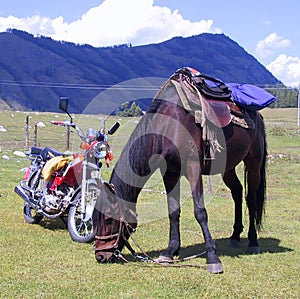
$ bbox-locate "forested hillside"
[0,29,282,113]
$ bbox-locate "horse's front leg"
[188,165,223,273]
[156,172,181,262]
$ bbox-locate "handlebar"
[50,120,119,142]
[51,120,85,140]
[51,120,75,127]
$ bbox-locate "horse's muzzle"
[95,251,118,263]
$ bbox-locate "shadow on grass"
[118,237,293,263]
[215,237,293,256]
[36,220,293,262]
[39,216,68,231]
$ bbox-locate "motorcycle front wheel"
[23,203,43,224]
[67,184,99,243]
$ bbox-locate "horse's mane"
[109,99,165,203]
[108,79,194,203]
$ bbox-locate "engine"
[38,186,75,216]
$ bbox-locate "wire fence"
[24,114,71,151]
[0,84,299,156]
[0,111,99,153]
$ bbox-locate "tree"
[115,101,142,117]
[266,84,298,108]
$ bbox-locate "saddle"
[177,67,231,100]
[153,67,256,161]
[173,67,247,128]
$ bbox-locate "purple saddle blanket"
[226,83,276,110]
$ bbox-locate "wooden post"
[66,126,70,150]
[297,84,300,126]
[207,176,212,193]
[34,122,38,146]
[25,114,29,151]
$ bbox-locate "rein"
[113,219,208,269]
[94,184,208,269]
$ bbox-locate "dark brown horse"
[92,70,267,273]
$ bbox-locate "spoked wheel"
[23,203,43,224]
[67,184,99,243]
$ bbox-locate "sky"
[0,0,299,87]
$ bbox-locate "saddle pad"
[227,83,276,110]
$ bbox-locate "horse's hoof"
[155,255,173,264]
[228,239,240,248]
[247,246,261,254]
[207,263,223,274]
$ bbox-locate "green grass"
[0,108,299,298]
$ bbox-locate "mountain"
[0,29,280,114]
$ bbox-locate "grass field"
[0,108,299,298]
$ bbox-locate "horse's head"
[92,182,137,263]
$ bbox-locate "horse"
[92,68,267,273]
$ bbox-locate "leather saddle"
[175,67,244,128]
[202,100,244,127]
[177,67,232,100]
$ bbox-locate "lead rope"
[114,248,208,269]
[115,221,208,269]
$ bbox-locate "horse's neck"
[110,114,163,204]
[109,172,141,210]
[109,97,184,205]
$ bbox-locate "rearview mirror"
[108,122,120,135]
[59,97,69,112]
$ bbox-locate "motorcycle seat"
[30,146,43,156]
[41,147,69,161]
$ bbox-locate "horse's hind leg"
[244,161,262,254]
[156,172,181,262]
[243,113,267,254]
[222,168,244,247]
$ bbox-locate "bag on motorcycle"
[42,156,73,182]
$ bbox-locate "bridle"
[94,207,208,268]
[93,184,138,262]
[93,183,208,268]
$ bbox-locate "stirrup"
[204,157,215,161]
[204,142,216,160]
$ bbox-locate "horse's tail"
[245,113,267,230]
[256,121,267,230]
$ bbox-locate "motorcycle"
[14,97,120,243]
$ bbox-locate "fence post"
[66,126,70,150]
[34,122,38,146]
[25,114,29,151]
[297,84,300,126]
[207,176,212,193]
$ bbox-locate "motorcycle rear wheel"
[23,203,43,224]
[67,184,99,243]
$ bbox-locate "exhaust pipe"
[14,185,37,209]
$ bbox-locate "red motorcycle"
[14,97,119,243]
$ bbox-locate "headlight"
[93,142,108,159]
[86,128,97,142]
